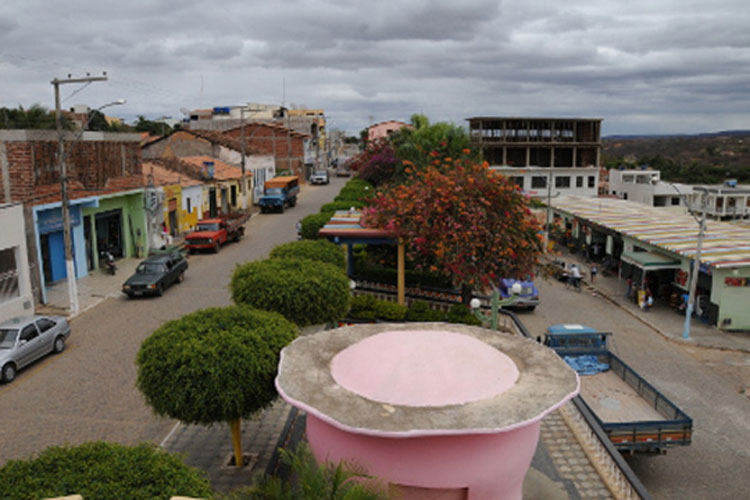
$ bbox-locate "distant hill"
[604,130,750,140]
[602,132,750,176]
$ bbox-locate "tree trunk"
[461,283,473,306]
[230,418,243,467]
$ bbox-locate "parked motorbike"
[102,249,117,275]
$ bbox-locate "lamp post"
[52,73,124,315]
[239,107,247,210]
[470,282,523,330]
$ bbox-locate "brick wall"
[224,124,306,177]
[0,131,142,204]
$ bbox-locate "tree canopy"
[363,155,542,299]
[0,104,73,130]
[136,305,298,425]
[0,441,212,500]
[390,114,478,172]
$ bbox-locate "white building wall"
[0,204,34,321]
[608,169,691,207]
[495,166,599,199]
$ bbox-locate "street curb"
[588,282,750,354]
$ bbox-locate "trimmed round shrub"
[231,258,351,326]
[406,300,446,322]
[320,200,366,213]
[0,441,212,500]
[270,239,345,269]
[137,306,298,425]
[300,212,332,239]
[348,294,379,320]
[334,178,374,202]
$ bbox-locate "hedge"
[0,441,213,500]
[320,200,366,213]
[334,179,374,202]
[270,239,345,269]
[136,306,298,425]
[406,300,447,322]
[299,212,332,239]
[231,258,351,326]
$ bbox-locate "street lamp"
[54,90,126,315]
[470,282,523,330]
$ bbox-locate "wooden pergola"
[318,210,406,305]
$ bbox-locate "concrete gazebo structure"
[276,322,579,499]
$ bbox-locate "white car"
[0,315,71,383]
[310,170,330,185]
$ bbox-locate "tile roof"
[552,195,750,269]
[30,176,144,206]
[180,156,243,181]
[142,162,202,188]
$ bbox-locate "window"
[0,247,19,304]
[588,176,596,188]
[531,176,547,189]
[36,318,56,333]
[511,176,524,188]
[671,197,681,206]
[20,324,38,342]
[555,176,570,188]
[230,185,237,207]
[576,176,583,188]
[186,197,192,214]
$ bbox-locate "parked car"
[499,278,540,311]
[0,315,71,383]
[310,169,330,185]
[122,252,188,298]
[184,212,249,253]
[335,166,351,177]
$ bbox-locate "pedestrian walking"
[591,264,598,283]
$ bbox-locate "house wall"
[712,268,750,330]
[496,167,599,199]
[368,121,409,141]
[181,185,202,231]
[82,191,147,269]
[223,125,306,179]
[0,203,34,321]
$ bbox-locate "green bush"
[406,300,446,322]
[320,200,366,213]
[231,258,351,326]
[354,261,455,290]
[445,303,482,326]
[0,441,212,500]
[348,294,379,319]
[374,300,408,321]
[300,212,332,239]
[137,306,298,425]
[270,239,345,269]
[335,179,374,202]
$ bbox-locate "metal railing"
[0,269,20,303]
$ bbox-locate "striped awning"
[552,196,750,269]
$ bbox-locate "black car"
[122,252,188,298]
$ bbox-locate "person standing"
[591,263,598,283]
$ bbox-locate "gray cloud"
[1,0,749,135]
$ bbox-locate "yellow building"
[181,156,248,216]
[142,162,203,235]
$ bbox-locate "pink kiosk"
[276,322,579,499]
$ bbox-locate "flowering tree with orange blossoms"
[362,155,543,302]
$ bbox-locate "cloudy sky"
[1,0,749,135]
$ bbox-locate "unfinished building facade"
[467,117,603,198]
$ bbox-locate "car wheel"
[212,242,220,253]
[2,363,16,383]
[155,284,164,296]
[177,272,184,284]
[53,336,66,353]
[527,305,537,312]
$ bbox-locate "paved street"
[521,273,750,500]
[0,176,347,465]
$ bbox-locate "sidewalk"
[559,253,750,353]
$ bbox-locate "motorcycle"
[102,249,117,275]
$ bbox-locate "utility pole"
[240,107,247,210]
[52,73,108,316]
[683,188,707,340]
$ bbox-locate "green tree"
[86,109,111,131]
[0,441,212,500]
[390,114,478,174]
[231,258,351,326]
[0,104,73,130]
[136,306,298,467]
[135,115,171,136]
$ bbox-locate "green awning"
[621,250,682,271]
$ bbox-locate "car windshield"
[137,263,165,274]
[196,223,220,231]
[266,187,283,195]
[0,328,19,349]
[313,171,327,176]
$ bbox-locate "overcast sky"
[2,0,749,135]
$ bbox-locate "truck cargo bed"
[580,370,664,423]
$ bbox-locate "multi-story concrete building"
[467,117,603,198]
[608,168,692,207]
[687,181,750,220]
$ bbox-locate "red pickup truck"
[184,212,249,253]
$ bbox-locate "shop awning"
[621,250,682,271]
